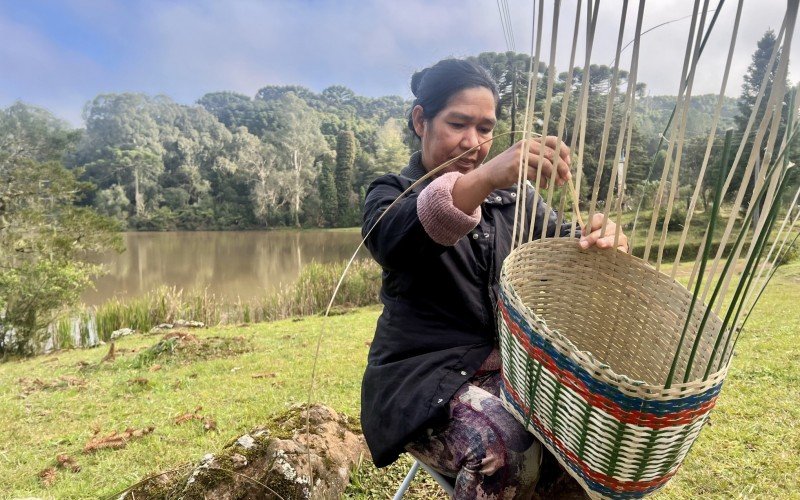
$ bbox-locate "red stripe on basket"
[501,307,718,429]
[503,381,679,493]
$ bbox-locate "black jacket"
[360,152,576,467]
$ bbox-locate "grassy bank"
[1,261,798,498]
[49,258,381,350]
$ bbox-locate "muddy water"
[81,230,367,306]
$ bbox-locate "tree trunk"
[134,166,143,217]
[293,150,301,227]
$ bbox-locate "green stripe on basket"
[525,360,544,429]
[503,324,516,391]
[549,379,563,444]
[655,421,696,478]
[575,398,593,460]
[605,417,627,478]
[633,427,659,482]
[524,358,534,427]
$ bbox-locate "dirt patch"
[56,453,82,473]
[18,375,87,397]
[133,332,252,367]
[83,426,155,453]
[39,467,57,487]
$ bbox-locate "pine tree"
[334,130,356,225]
[317,153,338,227]
[732,30,792,199]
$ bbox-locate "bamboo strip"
[567,0,600,238]
[642,0,702,263]
[699,17,789,300]
[528,0,563,243]
[630,0,726,257]
[549,0,584,241]
[602,0,645,252]
[712,28,795,312]
[512,0,545,249]
[671,0,744,277]
[585,0,629,236]
[656,0,711,271]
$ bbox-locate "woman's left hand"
[579,213,628,252]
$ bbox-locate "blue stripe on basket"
[499,289,723,417]
[502,385,664,499]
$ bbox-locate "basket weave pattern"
[497,239,733,499]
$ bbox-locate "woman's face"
[413,87,497,174]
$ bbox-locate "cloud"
[0,0,798,126]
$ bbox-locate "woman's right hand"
[481,137,573,190]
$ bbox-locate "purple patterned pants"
[406,369,542,499]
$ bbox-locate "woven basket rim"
[500,239,731,397]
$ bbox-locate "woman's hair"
[408,58,500,138]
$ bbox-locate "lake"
[81,230,367,307]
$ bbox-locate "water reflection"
[82,230,367,306]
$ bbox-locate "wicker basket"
[497,238,734,499]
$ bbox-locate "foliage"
[731,30,796,200]
[0,157,122,357]
[317,153,338,227]
[57,258,382,349]
[335,130,357,225]
[7,48,792,231]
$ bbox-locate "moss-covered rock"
[123,404,366,499]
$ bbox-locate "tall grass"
[51,259,382,350]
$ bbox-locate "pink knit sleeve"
[416,172,481,246]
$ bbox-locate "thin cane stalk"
[664,129,731,389]
[712,168,793,374]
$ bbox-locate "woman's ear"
[411,105,426,138]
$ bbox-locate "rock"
[110,328,136,340]
[174,320,205,328]
[235,434,256,449]
[124,404,366,499]
[149,323,174,334]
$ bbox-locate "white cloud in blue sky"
[1,0,797,126]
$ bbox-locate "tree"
[0,102,80,164]
[0,157,122,356]
[228,128,286,225]
[374,118,410,175]
[197,91,274,138]
[267,93,330,227]
[732,30,793,199]
[334,130,357,225]
[316,152,338,227]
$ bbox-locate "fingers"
[542,135,572,165]
[579,214,629,252]
[525,156,555,189]
[525,137,572,187]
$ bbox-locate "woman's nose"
[461,128,480,149]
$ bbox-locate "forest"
[6,48,783,234]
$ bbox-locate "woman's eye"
[449,122,465,129]
[479,128,493,135]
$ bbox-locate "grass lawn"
[1,261,798,499]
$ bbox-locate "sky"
[0,0,797,126]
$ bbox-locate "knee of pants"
[460,416,542,481]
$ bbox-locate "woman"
[361,59,627,499]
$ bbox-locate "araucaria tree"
[733,30,795,198]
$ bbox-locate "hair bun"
[410,68,429,97]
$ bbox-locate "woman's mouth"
[453,158,476,171]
